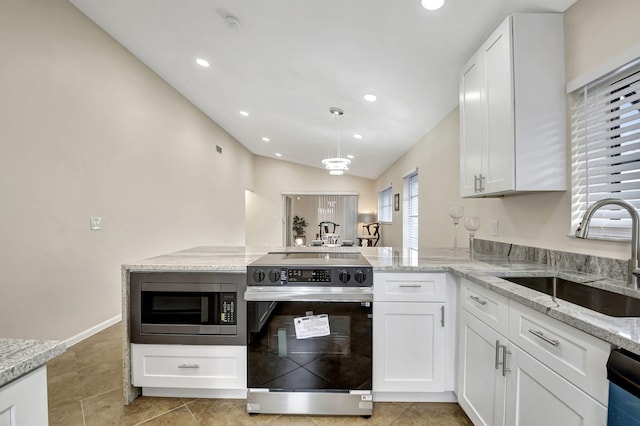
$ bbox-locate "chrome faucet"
[575,198,640,289]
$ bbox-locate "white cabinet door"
[0,367,48,426]
[460,51,485,197]
[505,345,607,426]
[131,344,247,390]
[458,13,565,198]
[483,17,515,194]
[373,302,445,393]
[457,309,507,426]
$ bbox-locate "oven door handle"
[244,287,373,302]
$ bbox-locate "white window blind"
[378,186,392,223]
[403,172,418,249]
[572,61,640,240]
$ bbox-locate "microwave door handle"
[201,297,208,323]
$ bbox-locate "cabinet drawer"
[508,303,609,405]
[374,273,446,302]
[131,344,246,390]
[459,278,509,336]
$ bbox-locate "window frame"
[378,186,393,224]
[403,171,419,250]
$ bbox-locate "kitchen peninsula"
[121,244,640,414]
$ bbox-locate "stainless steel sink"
[500,276,640,317]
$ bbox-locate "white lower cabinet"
[374,302,445,393]
[506,344,607,426]
[457,278,608,426]
[131,344,246,398]
[457,309,507,426]
[0,367,48,426]
[373,273,455,401]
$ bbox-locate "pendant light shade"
[321,107,351,175]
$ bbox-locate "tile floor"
[46,323,473,425]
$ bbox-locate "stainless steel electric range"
[245,251,373,417]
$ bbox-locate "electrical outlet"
[90,217,102,231]
[491,220,499,236]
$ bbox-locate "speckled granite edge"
[0,339,66,387]
[450,268,640,355]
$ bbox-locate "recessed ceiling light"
[275,153,282,157]
[195,58,210,67]
[262,137,270,142]
[421,0,445,10]
[239,111,249,117]
[353,134,363,140]
[363,94,377,102]
[347,154,354,159]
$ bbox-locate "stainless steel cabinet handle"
[494,340,501,370]
[470,295,487,306]
[178,364,200,369]
[441,305,445,327]
[480,174,486,192]
[398,283,422,288]
[528,329,560,346]
[474,175,480,193]
[501,345,511,376]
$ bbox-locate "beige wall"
[246,156,376,247]
[375,0,640,259]
[0,0,255,340]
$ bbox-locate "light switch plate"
[491,220,499,236]
[90,217,102,230]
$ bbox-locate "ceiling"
[68,0,577,179]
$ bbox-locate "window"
[572,61,640,240]
[378,186,392,223]
[403,172,418,249]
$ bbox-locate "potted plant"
[292,215,308,236]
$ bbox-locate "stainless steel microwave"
[130,272,246,345]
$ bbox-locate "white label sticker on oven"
[294,314,330,339]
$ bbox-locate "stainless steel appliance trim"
[246,389,373,416]
[140,324,239,335]
[140,282,225,292]
[244,286,373,302]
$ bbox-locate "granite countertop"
[0,338,66,387]
[122,245,640,356]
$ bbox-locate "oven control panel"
[248,266,373,287]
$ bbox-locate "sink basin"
[501,276,640,317]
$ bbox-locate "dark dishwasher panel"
[607,349,640,426]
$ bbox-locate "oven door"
[245,287,372,392]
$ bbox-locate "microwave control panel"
[220,293,236,324]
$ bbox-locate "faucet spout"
[575,198,640,289]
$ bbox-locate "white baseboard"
[65,314,122,348]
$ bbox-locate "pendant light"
[321,107,351,176]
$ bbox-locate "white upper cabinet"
[460,14,567,197]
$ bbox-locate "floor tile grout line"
[183,402,200,425]
[79,386,121,403]
[80,399,87,426]
[133,403,188,425]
